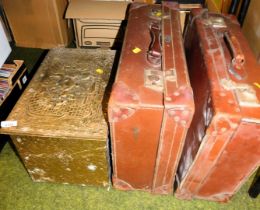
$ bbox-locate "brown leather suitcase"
[176,9,260,202]
[108,2,194,194]
[0,48,115,186]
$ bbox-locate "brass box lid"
[1,48,115,139]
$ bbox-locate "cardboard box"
[2,0,72,49]
[179,4,202,33]
[66,0,129,48]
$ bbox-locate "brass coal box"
[0,48,115,187]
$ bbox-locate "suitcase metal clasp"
[144,69,163,92]
[205,16,227,28]
[221,79,260,107]
[165,69,176,82]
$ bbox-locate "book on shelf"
[0,60,27,103]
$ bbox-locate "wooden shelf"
[0,60,28,121]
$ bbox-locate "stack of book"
[0,60,27,104]
[0,67,10,101]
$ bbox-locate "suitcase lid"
[109,3,194,114]
[0,48,115,139]
[192,9,260,122]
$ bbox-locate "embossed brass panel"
[11,135,109,186]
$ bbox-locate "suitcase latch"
[204,17,227,28]
[144,69,164,92]
[221,79,260,107]
[165,69,176,82]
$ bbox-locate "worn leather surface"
[109,3,194,194]
[176,9,260,202]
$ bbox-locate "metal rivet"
[132,95,139,101]
[174,92,180,96]
[113,107,120,113]
[231,123,239,129]
[212,131,218,136]
[121,114,128,120]
[166,97,172,101]
[181,120,187,126]
[221,127,227,133]
[182,110,189,116]
[174,116,180,122]
[169,110,176,116]
[113,117,118,122]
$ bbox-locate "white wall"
[0,20,11,67]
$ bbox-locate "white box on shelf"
[0,21,11,67]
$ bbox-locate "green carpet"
[0,142,259,210]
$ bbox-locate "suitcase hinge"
[204,16,227,28]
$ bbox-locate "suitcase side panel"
[177,9,260,202]
[176,9,242,200]
[177,19,213,186]
[11,135,109,186]
[110,108,163,191]
[151,3,194,195]
[108,3,164,191]
[152,109,191,194]
[196,122,260,202]
[176,114,240,200]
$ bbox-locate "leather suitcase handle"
[147,22,162,67]
[224,32,245,66]
[224,31,247,80]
